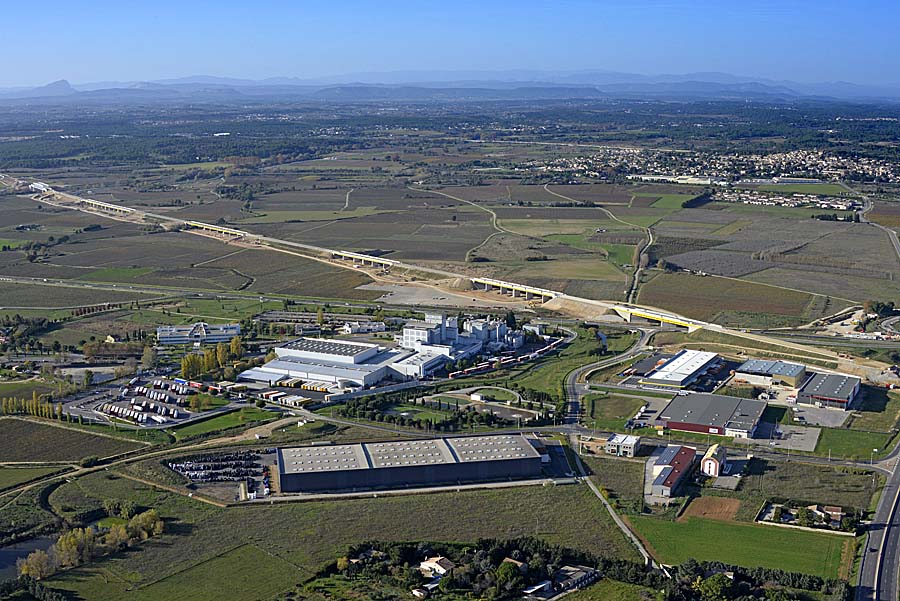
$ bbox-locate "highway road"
[851,185,900,263]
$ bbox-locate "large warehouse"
[639,350,720,388]
[276,434,544,493]
[797,373,861,409]
[657,393,766,438]
[733,359,807,387]
[238,337,412,388]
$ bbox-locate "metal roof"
[658,393,766,432]
[281,337,377,357]
[642,350,718,384]
[736,359,805,378]
[278,434,540,475]
[799,372,860,402]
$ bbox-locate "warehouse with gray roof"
[797,373,861,409]
[276,434,544,493]
[656,393,766,438]
[734,359,807,387]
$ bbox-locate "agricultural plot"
[628,515,848,578]
[0,282,151,308]
[48,484,640,601]
[744,267,900,304]
[638,272,827,326]
[0,466,60,490]
[247,206,492,261]
[0,379,59,400]
[868,201,900,228]
[197,248,380,300]
[540,183,635,205]
[0,419,144,462]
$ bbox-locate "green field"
[584,393,644,431]
[0,418,145,462]
[170,407,276,440]
[47,483,640,600]
[0,379,58,400]
[629,516,848,577]
[0,465,60,489]
[52,544,303,601]
[566,579,658,601]
[814,427,894,460]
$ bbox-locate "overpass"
[471,277,559,302]
[78,198,135,215]
[184,220,250,238]
[330,250,398,268]
[610,305,705,332]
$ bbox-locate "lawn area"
[170,407,275,440]
[385,402,451,422]
[0,466,61,490]
[0,418,145,462]
[583,393,644,431]
[515,327,635,397]
[472,387,517,402]
[0,379,58,400]
[628,515,848,578]
[849,387,900,433]
[566,579,658,601]
[47,483,640,600]
[588,385,673,399]
[814,427,894,460]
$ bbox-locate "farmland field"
[47,483,640,600]
[638,272,833,326]
[0,466,61,489]
[0,419,144,462]
[629,515,848,577]
[0,379,58,400]
[0,282,152,307]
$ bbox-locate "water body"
[0,537,54,580]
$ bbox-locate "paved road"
[563,328,655,424]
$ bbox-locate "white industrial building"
[239,314,531,391]
[638,349,720,388]
[341,321,386,334]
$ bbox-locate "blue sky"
[2,0,898,87]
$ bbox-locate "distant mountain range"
[2,70,900,104]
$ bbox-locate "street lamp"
[871,448,879,465]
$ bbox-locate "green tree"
[140,346,158,370]
[82,369,94,388]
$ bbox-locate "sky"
[2,0,898,87]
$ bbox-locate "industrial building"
[275,434,544,493]
[639,349,720,388]
[605,434,641,457]
[657,393,766,438]
[156,322,241,346]
[650,445,696,498]
[239,314,531,391]
[733,359,807,387]
[797,372,861,409]
[238,337,413,388]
